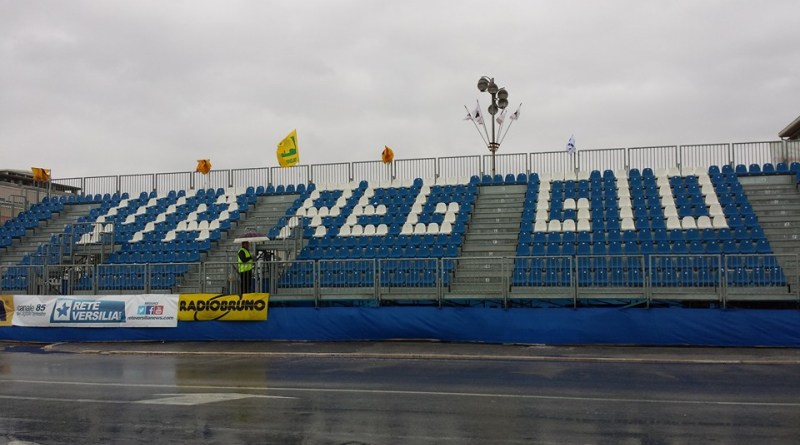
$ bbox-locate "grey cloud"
[1,0,799,179]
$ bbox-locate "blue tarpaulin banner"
[1,307,799,347]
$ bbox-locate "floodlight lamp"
[477,77,490,92]
[497,88,508,100]
[488,103,498,116]
[487,82,499,95]
[498,98,508,109]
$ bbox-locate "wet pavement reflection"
[1,342,799,444]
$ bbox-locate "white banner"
[12,295,179,328]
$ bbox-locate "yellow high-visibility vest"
[238,247,254,273]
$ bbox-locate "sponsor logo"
[50,299,126,323]
[137,303,164,316]
[15,303,47,317]
[180,294,267,321]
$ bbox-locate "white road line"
[135,393,295,405]
[70,349,800,365]
[0,392,295,405]
[1,378,798,407]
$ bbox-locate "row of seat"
[512,264,785,287]
[517,238,772,256]
[520,227,766,244]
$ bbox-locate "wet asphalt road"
[1,342,799,444]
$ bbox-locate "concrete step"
[468,226,522,234]
[455,250,515,258]
[470,213,522,221]
[469,217,520,230]
[473,202,524,210]
[472,205,523,214]
[479,184,527,194]
[741,187,796,195]
[763,231,800,241]
[747,200,800,209]
[470,215,523,225]
[450,276,507,286]
[759,221,800,229]
[757,216,800,224]
[465,233,519,241]
[739,175,795,186]
[743,183,797,191]
[475,193,525,201]
[772,247,800,256]
[454,264,509,274]
[753,203,800,216]
[462,243,517,251]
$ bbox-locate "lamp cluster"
[477,76,509,116]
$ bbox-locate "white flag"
[463,100,484,125]
[566,134,577,154]
[495,107,507,126]
[472,99,484,125]
[509,103,522,121]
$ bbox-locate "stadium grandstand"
[2,141,800,346]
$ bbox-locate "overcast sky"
[1,0,799,179]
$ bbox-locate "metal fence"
[629,146,678,172]
[484,153,528,178]
[4,253,796,307]
[50,140,797,198]
[395,158,437,182]
[310,163,350,186]
[577,148,626,173]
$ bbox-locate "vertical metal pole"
[502,257,508,309]
[721,255,727,309]
[313,260,320,308]
[373,259,379,305]
[491,99,496,178]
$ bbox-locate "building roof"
[0,169,81,193]
[779,114,800,140]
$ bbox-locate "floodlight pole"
[477,76,509,177]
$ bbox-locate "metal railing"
[51,140,799,197]
[4,253,795,307]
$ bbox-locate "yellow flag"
[381,146,394,164]
[31,167,51,182]
[276,129,299,167]
[196,159,212,175]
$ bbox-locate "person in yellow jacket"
[237,241,254,295]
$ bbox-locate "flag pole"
[498,103,522,145]
[464,105,489,146]
[478,105,491,143]
[498,119,515,145]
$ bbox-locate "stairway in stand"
[176,194,298,294]
[447,184,526,298]
[740,174,800,298]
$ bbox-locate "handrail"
[52,140,798,197]
[3,254,796,306]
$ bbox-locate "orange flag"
[381,146,394,164]
[31,167,51,182]
[196,159,212,175]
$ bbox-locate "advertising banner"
[12,295,178,328]
[179,293,269,321]
[0,296,12,327]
